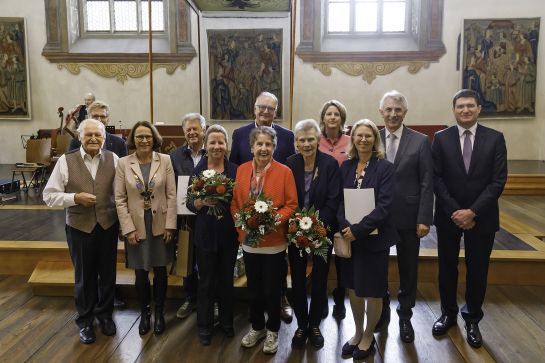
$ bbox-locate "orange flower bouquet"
[234,193,281,247]
[287,207,331,262]
[186,169,235,219]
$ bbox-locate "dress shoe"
[291,327,307,348]
[341,341,358,357]
[198,329,212,346]
[374,307,390,332]
[432,314,457,336]
[332,304,346,320]
[139,306,152,335]
[98,317,117,336]
[79,326,96,344]
[352,338,375,360]
[176,299,197,319]
[399,319,414,343]
[309,326,324,348]
[154,306,166,335]
[465,322,482,348]
[280,296,293,324]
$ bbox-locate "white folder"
[177,176,195,215]
[344,188,378,235]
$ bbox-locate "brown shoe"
[280,296,293,324]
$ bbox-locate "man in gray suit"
[377,90,434,343]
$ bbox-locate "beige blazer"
[115,151,177,238]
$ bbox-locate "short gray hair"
[87,100,109,115]
[205,124,229,145]
[249,126,277,150]
[294,119,321,139]
[77,118,106,141]
[379,90,408,111]
[255,91,278,106]
[181,113,206,130]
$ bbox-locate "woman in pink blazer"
[115,121,177,336]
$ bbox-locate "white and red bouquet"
[186,169,235,219]
[234,193,281,248]
[287,207,331,262]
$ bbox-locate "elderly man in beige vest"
[43,119,119,345]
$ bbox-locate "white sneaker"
[262,330,278,354]
[241,328,267,348]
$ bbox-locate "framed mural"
[462,18,539,118]
[207,28,283,121]
[0,17,31,119]
[194,0,290,12]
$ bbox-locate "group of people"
[43,88,507,360]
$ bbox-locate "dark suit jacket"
[432,124,507,234]
[169,145,206,181]
[286,150,341,233]
[337,157,399,252]
[69,132,128,158]
[186,157,238,251]
[380,126,434,229]
[229,122,295,165]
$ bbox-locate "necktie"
[463,130,472,172]
[387,134,397,162]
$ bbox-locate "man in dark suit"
[169,113,206,320]
[69,101,128,158]
[229,91,295,165]
[431,89,507,348]
[229,91,296,323]
[377,91,434,343]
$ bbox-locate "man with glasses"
[69,100,128,310]
[229,92,296,324]
[69,101,128,158]
[229,92,295,165]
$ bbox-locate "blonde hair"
[347,119,385,160]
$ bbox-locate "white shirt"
[189,145,204,167]
[385,125,404,158]
[42,147,119,208]
[457,123,477,152]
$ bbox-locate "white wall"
[1,0,544,163]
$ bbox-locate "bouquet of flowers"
[287,207,331,262]
[234,193,281,248]
[186,169,236,219]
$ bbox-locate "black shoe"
[465,322,482,348]
[198,329,212,346]
[280,296,293,324]
[432,314,457,336]
[113,296,126,310]
[220,325,235,337]
[291,327,307,348]
[79,326,96,344]
[154,306,166,335]
[352,338,375,360]
[399,319,414,343]
[309,326,324,348]
[332,304,346,320]
[341,341,357,357]
[374,308,390,332]
[322,304,329,319]
[97,317,117,336]
[139,306,152,336]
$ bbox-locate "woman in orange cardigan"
[231,126,298,355]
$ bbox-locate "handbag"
[333,232,351,258]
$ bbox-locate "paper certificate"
[177,176,195,215]
[344,188,378,235]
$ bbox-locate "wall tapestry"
[0,17,30,119]
[194,0,290,12]
[208,29,282,120]
[462,18,539,118]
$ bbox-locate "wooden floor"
[0,275,543,363]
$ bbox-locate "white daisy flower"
[202,169,216,179]
[254,201,268,213]
[299,216,313,231]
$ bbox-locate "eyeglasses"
[135,135,153,141]
[255,104,277,113]
[91,114,108,120]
